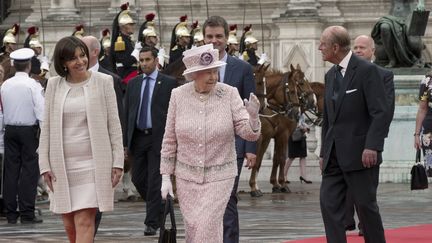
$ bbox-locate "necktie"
[138,77,150,130]
[332,65,343,101]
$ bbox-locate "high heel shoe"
[300,176,312,184]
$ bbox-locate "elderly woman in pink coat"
[160,44,261,242]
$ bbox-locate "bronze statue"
[371,0,426,68]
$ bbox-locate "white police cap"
[10,48,35,62]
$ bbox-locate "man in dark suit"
[318,26,388,243]
[124,46,176,236]
[203,16,257,243]
[82,35,126,236]
[344,35,395,236]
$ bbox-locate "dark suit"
[320,54,388,243]
[222,54,256,243]
[124,72,176,229]
[93,66,125,235]
[344,67,394,230]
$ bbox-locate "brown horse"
[249,64,307,197]
[161,58,187,86]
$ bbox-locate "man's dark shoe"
[21,216,43,224]
[144,225,157,236]
[7,219,17,224]
[345,224,356,231]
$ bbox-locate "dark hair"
[53,36,90,77]
[139,46,158,58]
[203,16,229,38]
[14,60,31,72]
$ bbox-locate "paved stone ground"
[0,182,431,243]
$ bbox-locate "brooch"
[215,87,225,98]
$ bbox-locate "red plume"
[120,2,129,11]
[12,23,20,35]
[229,24,237,31]
[102,28,110,37]
[179,15,187,22]
[75,24,84,31]
[243,24,251,33]
[27,26,38,35]
[191,20,198,30]
[145,13,155,21]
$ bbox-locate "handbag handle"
[160,195,176,231]
[416,149,422,163]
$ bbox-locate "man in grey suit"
[344,35,395,236]
[318,26,388,243]
[203,16,256,243]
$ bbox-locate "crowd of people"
[2,2,430,243]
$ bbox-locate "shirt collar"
[338,51,352,71]
[89,62,100,72]
[143,69,158,81]
[15,72,29,78]
[221,52,228,62]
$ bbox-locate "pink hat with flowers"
[182,44,226,76]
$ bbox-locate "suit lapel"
[333,55,357,119]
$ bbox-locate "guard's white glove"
[131,42,142,62]
[39,56,50,71]
[161,174,174,200]
[258,53,268,65]
[157,48,166,67]
[244,93,261,131]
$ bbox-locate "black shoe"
[144,225,157,236]
[345,224,356,231]
[7,219,17,224]
[21,216,43,224]
[299,176,312,184]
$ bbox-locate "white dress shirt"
[1,72,44,126]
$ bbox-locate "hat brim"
[182,61,226,76]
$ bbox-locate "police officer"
[99,29,116,74]
[111,2,138,83]
[1,48,44,224]
[24,26,49,88]
[191,21,205,48]
[227,24,240,57]
[241,26,260,66]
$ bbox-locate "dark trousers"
[130,129,163,228]
[223,158,244,243]
[3,125,39,221]
[344,190,359,229]
[94,210,102,236]
[320,147,385,243]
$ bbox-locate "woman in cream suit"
[39,36,123,243]
[160,44,261,242]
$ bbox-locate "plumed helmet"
[118,2,135,25]
[2,23,20,45]
[227,24,238,45]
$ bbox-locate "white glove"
[157,48,166,67]
[161,174,174,200]
[244,93,260,120]
[131,42,142,62]
[258,53,268,65]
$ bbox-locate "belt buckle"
[144,129,149,135]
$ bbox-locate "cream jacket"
[39,71,124,213]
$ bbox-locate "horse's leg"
[249,135,271,197]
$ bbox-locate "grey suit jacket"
[320,54,389,172]
[223,55,257,158]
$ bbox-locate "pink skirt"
[176,177,235,243]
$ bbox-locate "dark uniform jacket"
[112,33,137,79]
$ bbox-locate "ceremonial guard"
[1,48,44,224]
[72,24,85,39]
[24,26,49,88]
[99,29,116,74]
[241,26,260,66]
[111,2,138,84]
[227,24,240,57]
[190,20,205,47]
[168,15,191,64]
[0,23,19,80]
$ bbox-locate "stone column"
[46,0,80,21]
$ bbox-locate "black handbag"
[410,149,429,190]
[159,195,177,243]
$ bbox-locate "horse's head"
[289,64,316,112]
[253,64,270,111]
[283,71,301,121]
